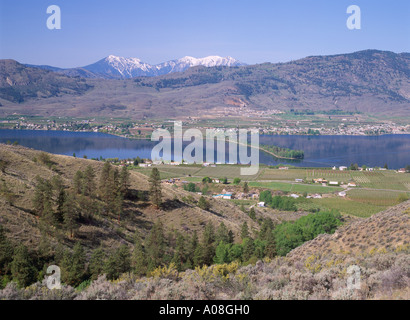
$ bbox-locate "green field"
[347,189,410,206]
[296,198,389,218]
[248,181,343,194]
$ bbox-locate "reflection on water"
[0,130,409,169]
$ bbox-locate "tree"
[185,182,197,192]
[215,222,231,244]
[249,207,256,220]
[242,238,255,262]
[149,168,162,208]
[99,162,112,201]
[116,245,131,275]
[186,231,199,267]
[132,232,147,276]
[73,170,84,195]
[63,193,79,238]
[146,221,165,270]
[214,241,230,264]
[32,176,53,219]
[202,177,212,184]
[265,230,277,259]
[240,221,250,241]
[243,182,249,194]
[54,187,66,224]
[233,178,241,185]
[119,165,130,196]
[228,244,242,262]
[201,223,215,265]
[62,242,87,287]
[0,225,13,275]
[83,165,96,197]
[198,196,210,211]
[274,211,342,256]
[10,245,36,288]
[0,180,15,205]
[88,247,106,280]
[384,163,388,169]
[193,244,204,267]
[171,232,186,271]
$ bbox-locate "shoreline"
[1,127,409,138]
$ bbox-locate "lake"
[0,130,409,169]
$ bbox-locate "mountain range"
[0,50,409,118]
[27,55,245,79]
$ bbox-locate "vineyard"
[347,189,410,206]
[258,168,307,181]
[351,171,410,191]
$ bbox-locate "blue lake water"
[0,130,409,169]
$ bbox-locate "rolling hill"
[0,50,409,118]
[0,144,258,254]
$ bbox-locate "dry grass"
[0,144,258,253]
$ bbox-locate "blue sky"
[0,0,409,68]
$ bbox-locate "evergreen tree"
[146,221,165,270]
[65,242,87,287]
[132,232,147,276]
[117,245,131,275]
[249,207,256,220]
[113,190,124,222]
[242,238,255,262]
[240,221,250,241]
[10,245,36,288]
[73,170,84,195]
[149,168,162,208]
[227,230,235,244]
[104,253,119,280]
[215,222,230,244]
[32,176,53,219]
[54,188,66,224]
[88,248,106,280]
[171,232,186,271]
[63,193,79,238]
[99,162,112,201]
[214,241,230,264]
[193,243,204,267]
[186,231,199,268]
[0,225,13,275]
[201,223,215,265]
[265,230,277,259]
[243,181,249,194]
[197,196,210,211]
[119,165,130,196]
[83,165,96,197]
[259,219,274,241]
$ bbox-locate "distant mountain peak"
[78,55,245,79]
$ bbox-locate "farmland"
[347,189,410,206]
[248,181,343,194]
[133,164,410,218]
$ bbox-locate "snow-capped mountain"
[28,55,245,79]
[82,55,245,78]
[83,55,156,78]
[154,56,243,75]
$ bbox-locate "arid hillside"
[0,50,409,118]
[0,144,258,254]
[1,200,408,300]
